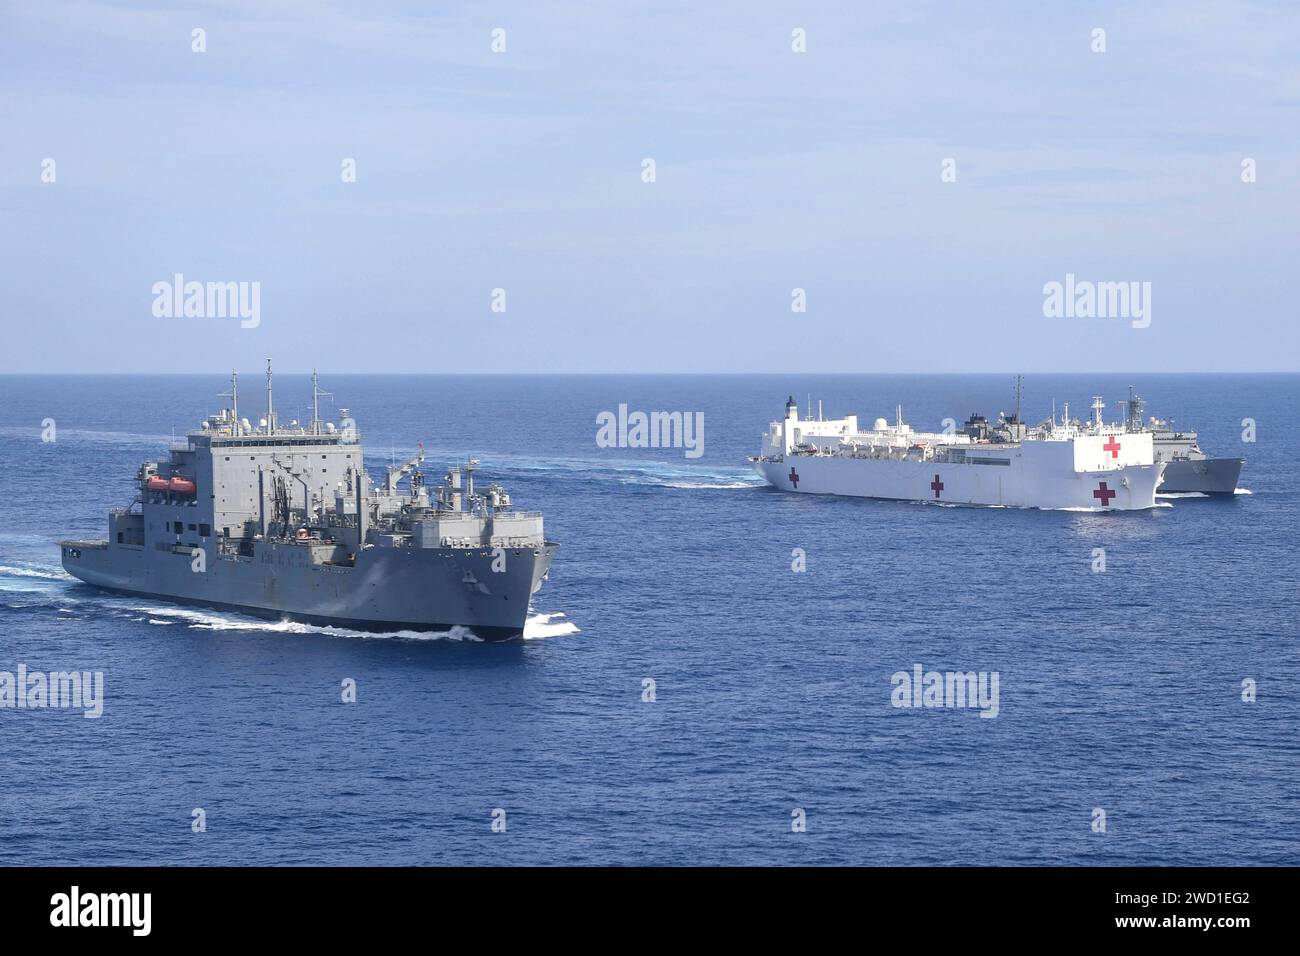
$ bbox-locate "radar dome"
[873,417,889,431]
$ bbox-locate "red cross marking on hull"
[1093,481,1116,506]
[930,474,944,498]
[788,467,799,488]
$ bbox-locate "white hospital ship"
[752,395,1165,511]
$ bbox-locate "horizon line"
[1,370,1297,377]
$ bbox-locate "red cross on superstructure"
[788,467,799,488]
[930,474,944,498]
[1093,481,1116,506]
[1103,436,1121,459]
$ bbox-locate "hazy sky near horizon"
[2,1,1298,373]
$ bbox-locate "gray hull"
[62,540,557,641]
[1158,457,1244,495]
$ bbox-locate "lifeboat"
[145,476,196,494]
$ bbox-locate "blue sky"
[1,1,1298,373]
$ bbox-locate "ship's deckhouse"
[134,366,368,558]
[204,432,362,548]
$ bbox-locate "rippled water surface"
[0,373,1295,864]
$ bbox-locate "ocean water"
[0,373,1295,866]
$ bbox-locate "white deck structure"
[752,397,1164,511]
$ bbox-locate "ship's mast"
[219,369,240,435]
[1091,395,1104,427]
[265,357,275,434]
[309,369,332,436]
[1120,385,1144,432]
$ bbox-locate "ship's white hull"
[754,455,1165,511]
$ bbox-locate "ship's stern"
[59,540,138,590]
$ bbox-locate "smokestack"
[448,465,462,511]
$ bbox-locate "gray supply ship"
[60,364,557,640]
[1118,388,1244,495]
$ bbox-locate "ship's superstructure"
[752,392,1165,511]
[60,364,556,640]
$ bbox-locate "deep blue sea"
[0,373,1296,865]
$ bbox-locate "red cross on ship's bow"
[788,467,799,489]
[930,474,944,499]
[1093,481,1117,507]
